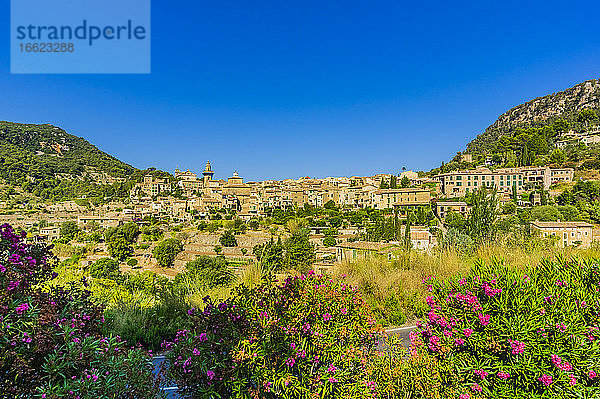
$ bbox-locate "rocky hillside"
[0,121,137,200]
[466,79,600,154]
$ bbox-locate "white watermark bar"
[11,0,151,74]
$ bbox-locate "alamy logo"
[11,0,151,74]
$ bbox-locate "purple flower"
[323,313,332,322]
[285,357,295,367]
[206,370,215,380]
[15,302,30,315]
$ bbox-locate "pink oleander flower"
[551,354,572,371]
[285,357,295,367]
[15,302,30,315]
[508,339,525,354]
[429,335,440,352]
[589,370,597,379]
[463,328,473,337]
[323,313,332,321]
[206,370,215,380]
[471,383,482,392]
[473,369,488,379]
[327,364,337,372]
[569,374,577,386]
[459,394,470,399]
[477,313,490,326]
[454,338,465,346]
[538,374,553,386]
[497,371,510,379]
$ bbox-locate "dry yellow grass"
[330,242,600,327]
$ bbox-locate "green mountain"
[465,79,600,155]
[0,121,138,200]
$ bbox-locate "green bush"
[0,223,160,398]
[323,236,337,247]
[89,257,121,280]
[219,229,238,247]
[164,273,380,398]
[152,238,184,268]
[413,257,600,398]
[103,295,191,351]
[126,258,139,267]
[174,256,234,292]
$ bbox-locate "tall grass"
[331,242,600,327]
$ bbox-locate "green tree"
[214,245,222,255]
[400,176,411,188]
[176,256,234,288]
[253,237,285,272]
[552,119,569,135]
[119,222,140,243]
[247,219,260,230]
[466,188,498,243]
[531,205,561,221]
[107,236,133,261]
[502,202,517,215]
[540,187,548,206]
[89,257,121,280]
[577,109,598,132]
[390,175,398,189]
[549,148,566,164]
[403,214,412,250]
[379,178,389,189]
[284,233,316,272]
[219,230,238,247]
[60,221,79,241]
[323,236,337,247]
[324,200,337,210]
[445,210,467,230]
[557,205,580,221]
[152,238,184,268]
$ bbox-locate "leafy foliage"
[219,229,238,247]
[0,122,138,200]
[89,257,121,280]
[152,238,184,268]
[164,273,381,398]
[413,258,600,398]
[0,224,160,398]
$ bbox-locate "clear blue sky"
[1,1,599,181]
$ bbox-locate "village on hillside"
[4,157,597,279]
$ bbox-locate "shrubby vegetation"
[164,273,381,398]
[152,238,184,267]
[413,257,600,398]
[0,224,161,398]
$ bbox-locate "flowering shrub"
[368,333,458,399]
[0,224,161,398]
[164,272,381,398]
[413,257,600,398]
